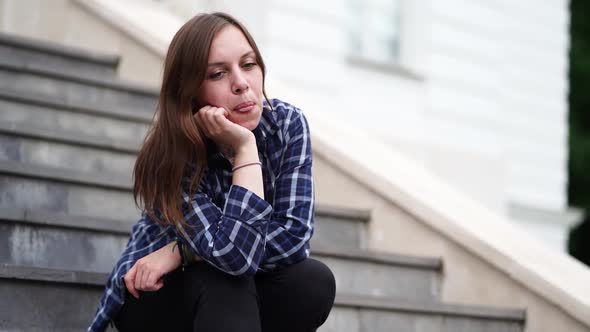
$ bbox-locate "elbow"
[224,248,264,278]
[230,260,260,278]
[291,246,310,264]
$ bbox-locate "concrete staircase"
[0,33,526,332]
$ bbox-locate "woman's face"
[199,25,264,131]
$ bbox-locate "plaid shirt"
[88,99,314,332]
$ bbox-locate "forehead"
[208,25,253,61]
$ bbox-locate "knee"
[296,259,336,327]
[299,258,336,302]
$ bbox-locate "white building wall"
[425,0,574,249]
[0,0,576,249]
[168,0,574,248]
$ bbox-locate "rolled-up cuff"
[223,185,273,224]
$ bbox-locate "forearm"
[176,184,272,276]
[232,137,264,198]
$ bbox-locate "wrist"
[233,134,256,156]
[233,137,259,165]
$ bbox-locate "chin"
[236,108,262,131]
[241,120,260,131]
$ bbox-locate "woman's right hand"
[194,106,255,152]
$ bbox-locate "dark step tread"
[0,32,120,67]
[0,122,374,225]
[336,293,525,321]
[0,207,436,269]
[308,204,370,222]
[0,160,372,223]
[0,159,129,190]
[0,59,157,96]
[0,121,139,153]
[0,263,106,286]
[0,263,523,321]
[0,88,153,122]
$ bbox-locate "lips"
[233,101,256,113]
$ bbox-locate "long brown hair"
[133,12,269,228]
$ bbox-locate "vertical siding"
[161,0,569,214]
[263,0,428,149]
[500,0,569,210]
[426,0,508,211]
[426,0,569,212]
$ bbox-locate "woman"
[88,12,336,332]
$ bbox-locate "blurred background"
[0,0,587,261]
[0,0,587,260]
[0,1,588,331]
[149,0,585,264]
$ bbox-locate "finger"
[194,114,208,136]
[202,107,221,134]
[195,106,215,131]
[194,106,212,136]
[153,279,164,291]
[125,265,140,299]
[143,270,158,291]
[212,108,231,128]
[140,269,151,291]
[135,266,144,291]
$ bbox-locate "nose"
[231,71,249,94]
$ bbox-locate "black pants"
[114,258,336,332]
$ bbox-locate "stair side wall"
[314,153,589,332]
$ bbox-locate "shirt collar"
[253,100,279,140]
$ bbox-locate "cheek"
[200,83,226,105]
[250,71,264,96]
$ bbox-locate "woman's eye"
[209,71,225,79]
[243,62,257,69]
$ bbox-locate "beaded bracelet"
[232,161,262,172]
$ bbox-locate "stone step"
[0,32,120,79]
[0,207,438,301]
[327,294,525,332]
[0,160,138,221]
[0,161,369,249]
[0,89,150,143]
[0,121,138,175]
[0,59,157,113]
[0,264,525,332]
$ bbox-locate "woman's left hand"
[123,241,181,298]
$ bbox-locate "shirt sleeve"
[261,109,314,269]
[175,182,272,277]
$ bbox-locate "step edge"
[315,205,371,222]
[0,264,524,322]
[0,263,107,286]
[0,126,378,226]
[0,207,440,269]
[0,32,120,67]
[0,163,377,213]
[0,60,158,96]
[0,121,140,154]
[335,293,526,322]
[0,160,130,190]
[311,244,442,270]
[0,207,132,234]
[0,88,153,123]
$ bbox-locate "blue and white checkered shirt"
[88,99,314,332]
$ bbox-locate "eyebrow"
[207,51,256,67]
